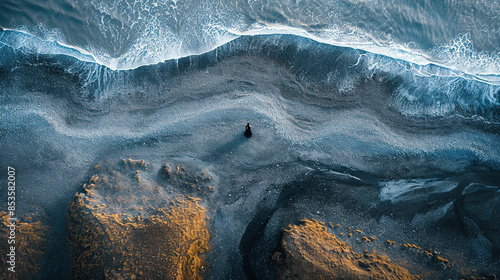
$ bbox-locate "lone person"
[244,123,252,138]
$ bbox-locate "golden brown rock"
[0,212,47,280]
[67,160,210,280]
[272,219,419,280]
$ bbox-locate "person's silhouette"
[244,123,252,138]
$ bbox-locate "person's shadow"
[209,132,249,162]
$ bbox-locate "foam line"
[1,25,499,86]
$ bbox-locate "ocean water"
[1,0,499,279]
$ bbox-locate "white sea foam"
[1,22,500,88]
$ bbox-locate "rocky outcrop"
[461,183,500,253]
[0,212,47,280]
[66,159,210,280]
[272,219,418,280]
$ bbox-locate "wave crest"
[2,24,499,87]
